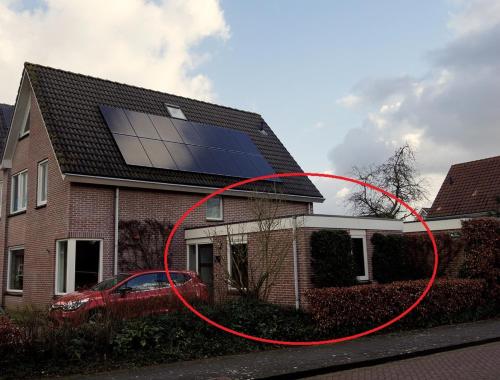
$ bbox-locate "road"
[306,341,500,380]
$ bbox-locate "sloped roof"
[0,103,14,157]
[24,63,322,199]
[427,155,500,218]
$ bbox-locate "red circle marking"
[163,172,438,346]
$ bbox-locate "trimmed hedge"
[460,218,500,291]
[372,232,464,282]
[310,230,356,287]
[305,278,487,334]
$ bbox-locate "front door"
[197,244,214,289]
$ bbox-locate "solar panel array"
[99,105,277,180]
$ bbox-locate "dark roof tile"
[427,155,500,218]
[24,63,322,199]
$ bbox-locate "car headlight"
[59,298,90,311]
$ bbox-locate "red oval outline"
[164,172,438,346]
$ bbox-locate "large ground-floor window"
[228,239,248,290]
[55,239,103,295]
[7,246,24,292]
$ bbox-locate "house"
[404,155,500,234]
[0,63,398,310]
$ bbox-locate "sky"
[0,0,498,214]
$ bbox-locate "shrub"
[371,233,409,283]
[310,230,356,287]
[305,278,487,334]
[372,233,465,282]
[460,218,500,299]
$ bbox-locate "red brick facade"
[0,90,310,309]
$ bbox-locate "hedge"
[310,230,356,287]
[371,232,464,283]
[305,278,488,334]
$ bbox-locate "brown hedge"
[305,279,486,333]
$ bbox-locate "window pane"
[123,273,160,291]
[74,241,100,290]
[352,238,366,277]
[56,241,68,293]
[206,197,222,220]
[38,161,48,204]
[188,245,197,272]
[12,175,19,212]
[9,249,24,290]
[20,172,27,209]
[230,244,248,288]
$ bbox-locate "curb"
[262,336,500,379]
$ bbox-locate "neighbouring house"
[404,155,500,235]
[0,63,401,310]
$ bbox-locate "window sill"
[35,203,47,210]
[206,218,223,222]
[8,210,27,217]
[18,132,29,141]
[5,291,23,297]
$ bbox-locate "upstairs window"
[20,111,30,137]
[206,196,223,221]
[11,170,28,214]
[37,160,48,206]
[165,104,187,120]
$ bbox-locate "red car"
[49,270,208,323]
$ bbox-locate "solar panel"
[113,134,152,167]
[139,138,177,170]
[101,105,277,180]
[125,110,160,139]
[100,105,135,136]
[149,114,183,143]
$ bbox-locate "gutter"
[114,187,119,275]
[63,173,325,204]
[292,216,300,310]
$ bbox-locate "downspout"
[292,216,300,310]
[114,187,120,275]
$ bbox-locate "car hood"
[52,290,102,305]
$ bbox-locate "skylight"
[165,104,187,120]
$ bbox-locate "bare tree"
[119,219,173,270]
[347,144,428,220]
[209,195,298,301]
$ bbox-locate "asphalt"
[66,318,500,380]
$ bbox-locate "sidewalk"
[67,318,500,380]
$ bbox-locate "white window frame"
[19,99,30,138]
[55,238,103,295]
[226,235,248,290]
[37,159,48,206]
[7,246,24,293]
[206,196,223,221]
[350,230,369,281]
[186,238,212,273]
[10,169,28,214]
[165,104,187,120]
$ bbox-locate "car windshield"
[92,274,129,291]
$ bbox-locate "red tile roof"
[427,155,500,218]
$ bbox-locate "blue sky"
[201,1,452,174]
[1,0,499,214]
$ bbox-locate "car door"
[111,273,162,318]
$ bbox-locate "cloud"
[328,0,500,212]
[336,94,361,108]
[0,0,229,103]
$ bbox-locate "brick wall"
[0,89,71,309]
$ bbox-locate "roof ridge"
[24,62,263,118]
[450,154,500,168]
